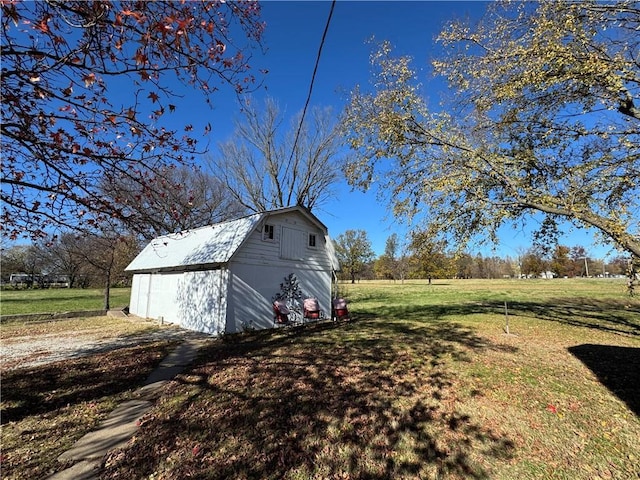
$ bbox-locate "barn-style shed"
[125,206,340,335]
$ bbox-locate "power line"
[287,0,336,181]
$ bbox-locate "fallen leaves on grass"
[0,341,175,480]
[101,321,516,480]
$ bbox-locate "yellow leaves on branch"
[435,1,635,110]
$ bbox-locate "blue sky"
[251,0,467,256]
[1,1,623,263]
[174,0,618,261]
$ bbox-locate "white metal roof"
[125,213,265,272]
[126,206,339,273]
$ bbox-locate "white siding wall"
[226,264,331,334]
[129,269,228,335]
[234,211,332,270]
[175,270,228,335]
[226,211,334,333]
[129,273,150,318]
[147,272,181,322]
[280,226,306,260]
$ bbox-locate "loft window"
[308,233,317,248]
[263,224,274,241]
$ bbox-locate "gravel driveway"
[0,320,210,371]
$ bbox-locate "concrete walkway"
[46,337,208,480]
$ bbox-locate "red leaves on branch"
[134,50,147,66]
[34,15,50,33]
[2,0,265,240]
[82,73,96,88]
[203,21,215,35]
[175,17,192,35]
[120,8,144,23]
[51,131,65,145]
[2,2,19,27]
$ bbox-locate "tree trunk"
[103,269,111,311]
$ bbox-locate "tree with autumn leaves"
[1,0,265,241]
[342,1,639,259]
[334,229,375,284]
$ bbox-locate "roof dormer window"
[263,224,274,241]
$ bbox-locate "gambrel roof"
[125,206,336,273]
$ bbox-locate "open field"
[102,279,639,479]
[1,279,639,479]
[0,287,131,316]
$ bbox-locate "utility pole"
[581,257,589,277]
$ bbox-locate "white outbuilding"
[125,206,340,335]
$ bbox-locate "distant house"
[125,206,340,335]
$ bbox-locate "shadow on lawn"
[569,344,640,416]
[366,298,640,337]
[0,342,174,424]
[504,298,640,337]
[102,316,516,479]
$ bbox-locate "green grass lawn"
[0,287,131,316]
[2,279,639,479]
[100,278,639,480]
